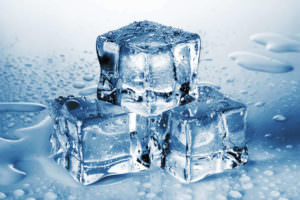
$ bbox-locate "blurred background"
[0,0,300,199]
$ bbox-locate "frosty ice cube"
[162,86,248,183]
[48,96,147,185]
[96,21,201,116]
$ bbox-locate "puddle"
[229,51,293,73]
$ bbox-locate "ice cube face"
[134,113,171,168]
[48,96,147,185]
[162,86,248,183]
[96,21,201,116]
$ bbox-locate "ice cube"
[134,112,171,168]
[161,86,248,183]
[48,96,148,185]
[96,20,201,116]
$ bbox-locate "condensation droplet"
[72,83,85,89]
[240,175,251,182]
[146,192,156,199]
[13,189,25,198]
[264,170,274,176]
[279,198,288,200]
[270,190,280,197]
[254,101,265,107]
[0,192,7,199]
[44,191,58,200]
[272,114,287,122]
[26,198,37,200]
[138,191,145,196]
[83,75,94,82]
[216,194,227,200]
[229,190,242,198]
[265,133,272,137]
[143,182,152,188]
[242,182,253,190]
[240,90,248,95]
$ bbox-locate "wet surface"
[1,0,300,199]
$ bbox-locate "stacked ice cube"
[49,21,248,185]
[96,21,200,116]
[161,86,248,183]
[48,97,148,185]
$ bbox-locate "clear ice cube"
[134,113,171,168]
[96,20,201,116]
[161,86,248,183]
[48,96,147,185]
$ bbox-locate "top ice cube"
[96,21,201,116]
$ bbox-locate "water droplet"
[216,194,227,200]
[254,101,265,107]
[0,192,7,199]
[138,191,145,196]
[240,90,248,95]
[146,192,156,199]
[276,148,281,152]
[26,198,36,200]
[250,32,300,53]
[270,190,280,197]
[200,58,213,62]
[229,190,242,198]
[50,87,57,91]
[265,133,272,137]
[143,182,152,188]
[229,52,293,73]
[23,183,30,187]
[48,58,53,63]
[83,75,94,82]
[13,189,25,198]
[72,83,85,89]
[264,170,274,176]
[180,194,192,200]
[240,175,251,182]
[272,114,287,122]
[8,122,15,128]
[242,182,253,190]
[279,198,288,200]
[226,78,234,83]
[44,191,58,200]
[4,64,14,68]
